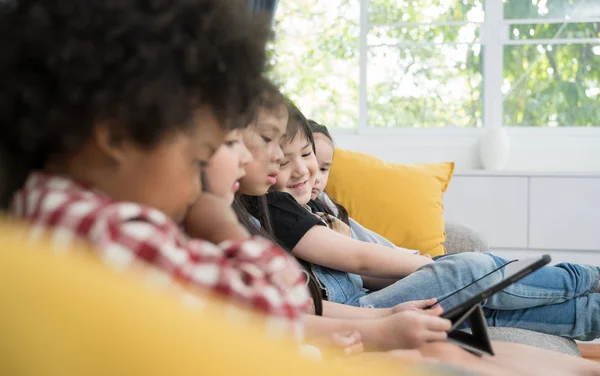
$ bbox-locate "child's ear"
[93,123,128,163]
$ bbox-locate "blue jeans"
[311,264,367,306]
[351,252,600,340]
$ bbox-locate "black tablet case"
[446,304,494,356]
[438,255,552,356]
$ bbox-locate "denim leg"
[358,252,599,310]
[477,293,600,340]
[485,254,599,309]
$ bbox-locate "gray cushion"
[444,221,489,254]
[461,327,581,357]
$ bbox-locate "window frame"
[355,0,600,133]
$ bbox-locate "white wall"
[331,131,600,265]
[491,249,600,266]
[332,129,600,172]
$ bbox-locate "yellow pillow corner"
[326,149,454,257]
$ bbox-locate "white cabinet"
[529,177,600,251]
[444,172,600,254]
[444,176,529,249]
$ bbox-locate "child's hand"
[374,310,451,350]
[390,298,443,316]
[330,330,364,356]
[184,193,249,243]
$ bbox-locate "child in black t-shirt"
[260,102,600,343]
[235,101,600,375]
[236,98,456,351]
[265,104,433,279]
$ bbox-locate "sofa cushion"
[326,148,453,257]
[444,221,490,254]
[462,327,581,356]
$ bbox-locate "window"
[269,0,600,129]
[268,1,360,129]
[502,0,600,127]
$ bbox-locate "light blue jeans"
[320,252,600,340]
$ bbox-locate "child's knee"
[443,252,498,277]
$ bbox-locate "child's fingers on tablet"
[423,304,444,316]
[425,330,448,343]
[426,316,452,332]
[413,298,437,309]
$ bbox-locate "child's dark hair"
[308,120,334,142]
[234,195,276,244]
[0,0,269,208]
[233,195,324,315]
[282,101,315,151]
[307,120,350,225]
[257,80,288,120]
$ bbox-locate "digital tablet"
[438,255,552,324]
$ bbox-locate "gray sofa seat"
[444,220,581,357]
[486,327,581,356]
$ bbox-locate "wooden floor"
[578,343,600,362]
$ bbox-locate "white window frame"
[351,0,600,136]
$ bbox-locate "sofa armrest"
[444,221,489,254]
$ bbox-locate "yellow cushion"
[326,149,454,257]
[0,221,427,376]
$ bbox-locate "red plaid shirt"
[11,173,310,325]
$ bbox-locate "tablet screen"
[435,256,549,315]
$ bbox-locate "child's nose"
[293,162,309,177]
[273,145,284,164]
[240,143,252,166]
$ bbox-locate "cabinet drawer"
[444,176,528,249]
[529,177,600,251]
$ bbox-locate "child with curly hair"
[0,0,309,332]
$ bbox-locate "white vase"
[479,127,511,170]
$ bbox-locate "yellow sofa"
[0,221,431,376]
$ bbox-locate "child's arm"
[322,300,391,319]
[294,226,433,279]
[184,193,249,243]
[115,212,310,323]
[304,309,450,351]
[322,298,438,320]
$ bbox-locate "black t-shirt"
[266,192,325,252]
